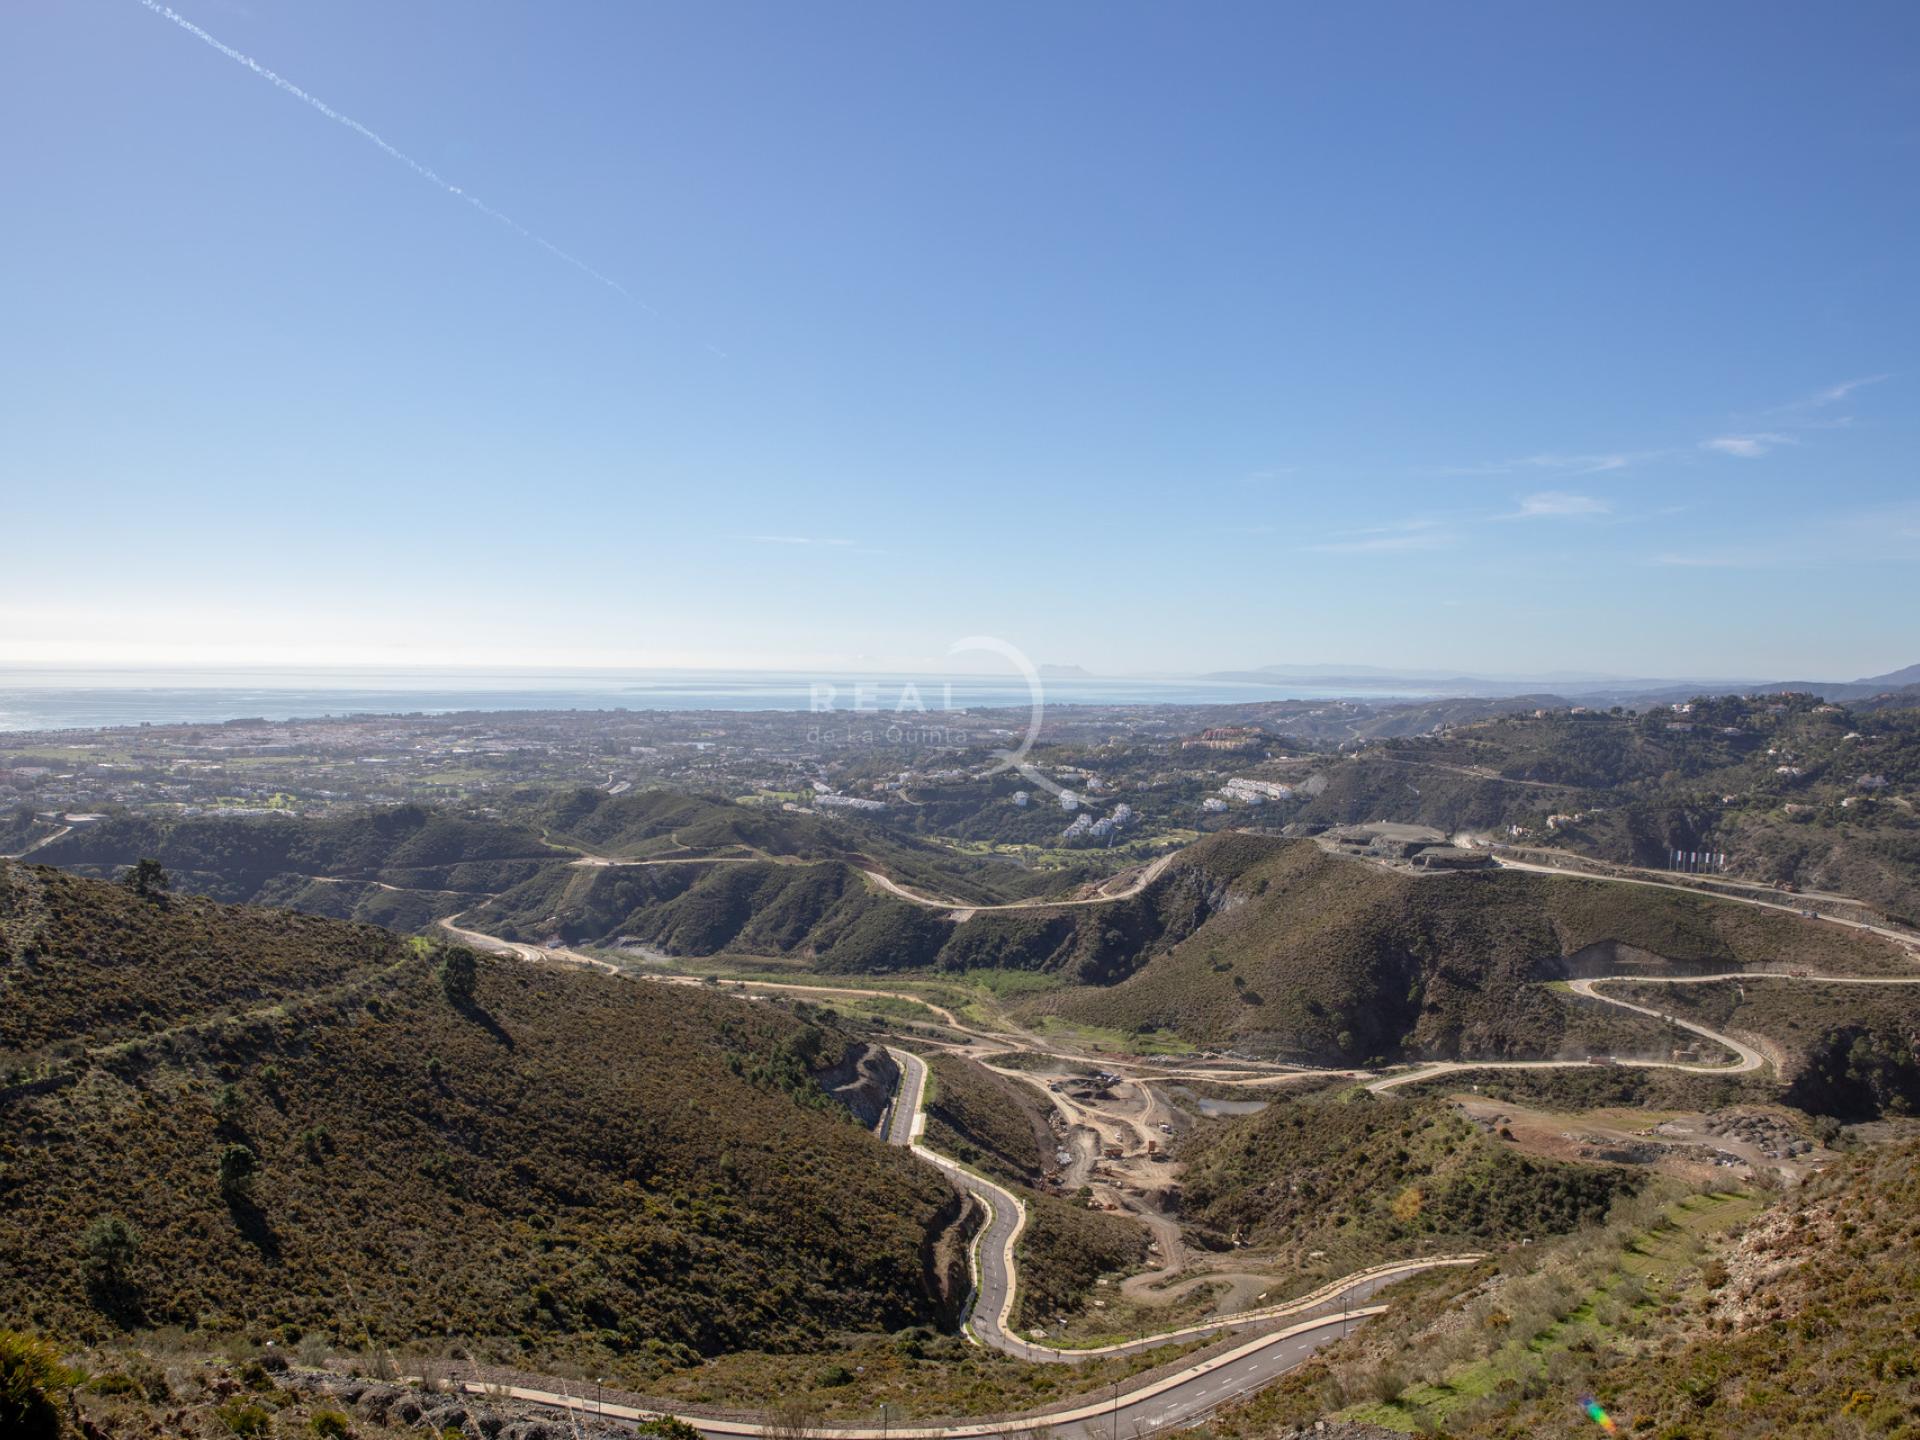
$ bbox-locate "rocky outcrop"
[811,1040,900,1128]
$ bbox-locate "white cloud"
[1701,433,1795,459]
[1306,520,1456,554]
[1808,374,1891,407]
[1444,451,1646,478]
[1506,491,1611,519]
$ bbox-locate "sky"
[3,0,1917,681]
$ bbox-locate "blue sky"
[3,1,1916,679]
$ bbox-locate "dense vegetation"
[1286,693,1920,923]
[0,865,960,1378]
[477,830,1902,1064]
[1179,1088,1640,1268]
[1021,835,1903,1062]
[28,805,558,930]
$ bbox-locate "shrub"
[216,1398,273,1437]
[309,1411,353,1439]
[0,1330,81,1440]
[635,1418,705,1440]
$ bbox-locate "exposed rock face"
[811,1040,900,1128]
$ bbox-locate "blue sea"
[0,667,1402,733]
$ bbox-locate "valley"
[6,702,1919,1440]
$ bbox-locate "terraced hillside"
[0,863,960,1377]
[1194,1138,1920,1439]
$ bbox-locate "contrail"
[135,0,645,308]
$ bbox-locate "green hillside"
[27,805,559,929]
[1203,1138,1920,1439]
[0,863,959,1377]
[1018,835,1908,1063]
[1179,1088,1640,1268]
[474,830,1904,1064]
[1287,694,1920,923]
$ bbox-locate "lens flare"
[1582,1397,1619,1433]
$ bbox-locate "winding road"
[457,1045,1479,1440]
[433,899,1918,1439]
[860,849,1181,920]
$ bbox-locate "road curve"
[863,850,1181,918]
[433,919,1915,1438]
[453,1308,1392,1440]
[457,1046,1474,1440]
[1364,970,1920,1093]
[884,1047,1480,1363]
[1490,855,1920,955]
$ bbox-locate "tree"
[438,948,478,1006]
[78,1214,141,1296]
[120,857,171,900]
[218,1143,259,1198]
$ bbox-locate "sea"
[0,667,1411,734]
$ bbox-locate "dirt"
[1450,1094,1832,1184]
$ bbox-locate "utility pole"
[881,1402,891,1440]
[1111,1376,1121,1440]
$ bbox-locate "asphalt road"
[437,907,1917,1438]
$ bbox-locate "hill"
[1194,1136,1920,1438]
[1179,1088,1640,1269]
[1280,693,1920,923]
[1010,835,1907,1062]
[27,790,1053,940]
[519,787,1029,903]
[0,862,961,1377]
[27,805,559,931]
[473,831,1906,1063]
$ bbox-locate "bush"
[0,1330,81,1440]
[635,1420,705,1440]
[216,1399,273,1437]
[309,1412,353,1439]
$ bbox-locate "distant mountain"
[1038,663,1094,677]
[1198,667,1750,701]
[1199,661,1920,706]
[1857,662,1920,687]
